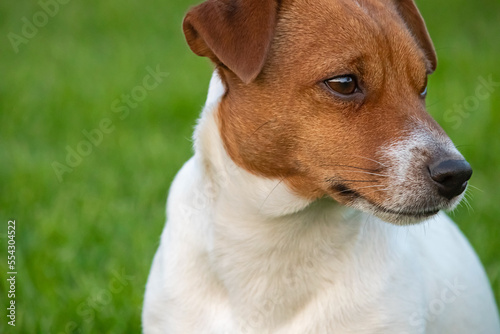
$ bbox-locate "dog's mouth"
[329,184,442,224]
[367,201,440,220]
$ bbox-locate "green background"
[1,0,499,332]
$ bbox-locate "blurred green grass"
[0,0,498,332]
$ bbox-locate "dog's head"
[183,0,472,225]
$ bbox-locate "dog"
[142,0,500,332]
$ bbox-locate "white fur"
[142,73,500,334]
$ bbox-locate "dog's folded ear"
[183,0,278,84]
[393,0,437,73]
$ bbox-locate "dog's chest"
[187,206,426,333]
[198,248,425,334]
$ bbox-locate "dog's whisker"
[351,154,388,168]
[454,144,472,149]
[457,195,473,214]
[360,187,389,197]
[463,197,473,213]
[323,170,390,178]
[319,163,383,173]
[349,184,385,190]
[326,178,380,183]
[337,184,386,194]
[321,168,389,178]
[464,189,474,200]
[244,119,274,146]
[259,177,286,212]
[462,191,474,213]
[467,184,483,193]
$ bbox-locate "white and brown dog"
[143,0,500,332]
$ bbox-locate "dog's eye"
[325,75,358,95]
[420,77,428,97]
[420,85,427,97]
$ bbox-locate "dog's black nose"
[428,159,472,200]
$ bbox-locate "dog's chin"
[332,192,465,226]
